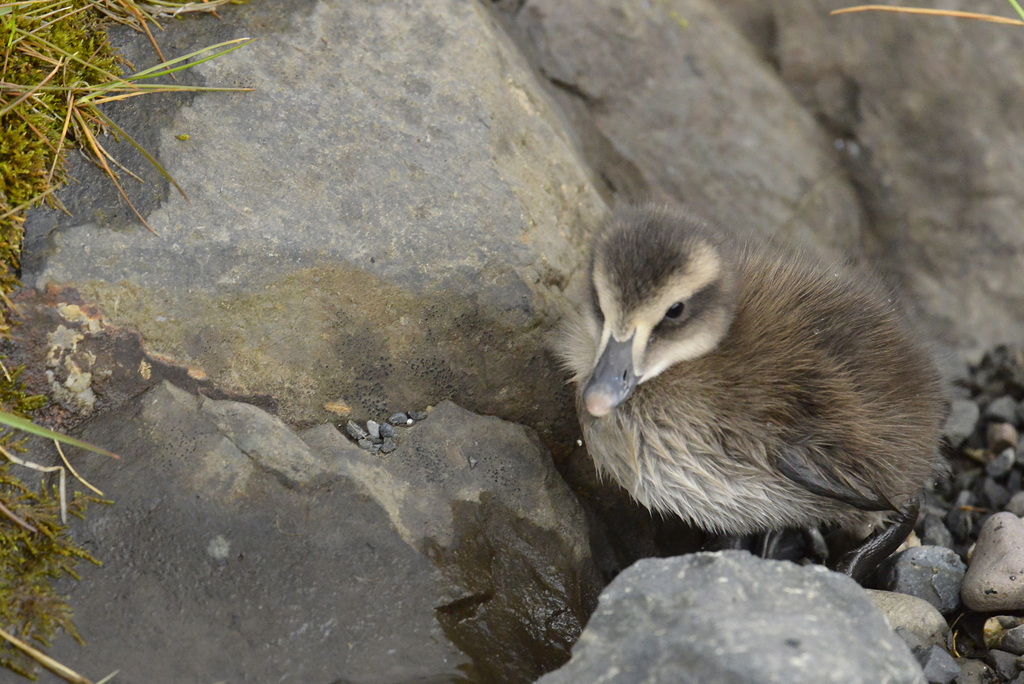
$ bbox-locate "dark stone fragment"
[921,515,954,549]
[1009,473,1024,498]
[409,410,429,421]
[986,648,1020,680]
[981,478,1012,511]
[912,645,959,684]
[998,624,1024,656]
[388,412,411,426]
[954,469,981,493]
[988,449,1017,478]
[379,423,397,439]
[380,438,397,454]
[357,437,375,451]
[875,546,966,614]
[947,490,976,541]
[346,420,369,441]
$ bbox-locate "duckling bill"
[558,204,945,580]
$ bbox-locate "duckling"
[557,203,945,580]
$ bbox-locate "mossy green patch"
[0,464,104,680]
[0,0,123,334]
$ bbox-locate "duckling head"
[582,206,737,417]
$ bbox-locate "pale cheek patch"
[639,309,730,382]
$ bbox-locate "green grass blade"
[0,411,119,459]
[126,37,254,81]
[89,107,188,201]
[1008,0,1024,21]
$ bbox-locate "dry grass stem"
[833,5,1024,25]
[0,626,93,684]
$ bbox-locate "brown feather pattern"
[557,204,945,538]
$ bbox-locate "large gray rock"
[25,0,605,437]
[538,552,926,684]
[40,383,598,683]
[722,0,1024,350]
[301,400,601,682]
[502,0,866,256]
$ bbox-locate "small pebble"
[922,515,954,549]
[1007,492,1024,518]
[379,422,397,439]
[876,546,966,614]
[947,490,976,541]
[984,615,1024,649]
[985,396,1020,425]
[954,469,981,493]
[380,438,397,454]
[987,649,1020,680]
[346,420,369,441]
[954,658,994,684]
[945,399,981,448]
[409,410,428,421]
[1010,474,1024,498]
[998,624,1024,656]
[982,479,1012,511]
[366,420,381,440]
[357,437,375,451]
[468,456,478,469]
[989,423,1020,454]
[868,590,948,650]
[388,412,412,426]
[962,512,1024,611]
[912,645,959,684]
[988,449,1017,478]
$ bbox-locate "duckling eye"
[664,302,685,320]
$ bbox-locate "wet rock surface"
[301,400,602,682]
[538,553,926,684]
[35,384,598,683]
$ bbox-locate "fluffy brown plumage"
[558,203,944,575]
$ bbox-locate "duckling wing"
[775,448,897,513]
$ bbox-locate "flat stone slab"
[41,382,468,683]
[25,0,605,437]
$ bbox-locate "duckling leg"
[701,533,757,552]
[831,497,921,582]
[803,527,829,563]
